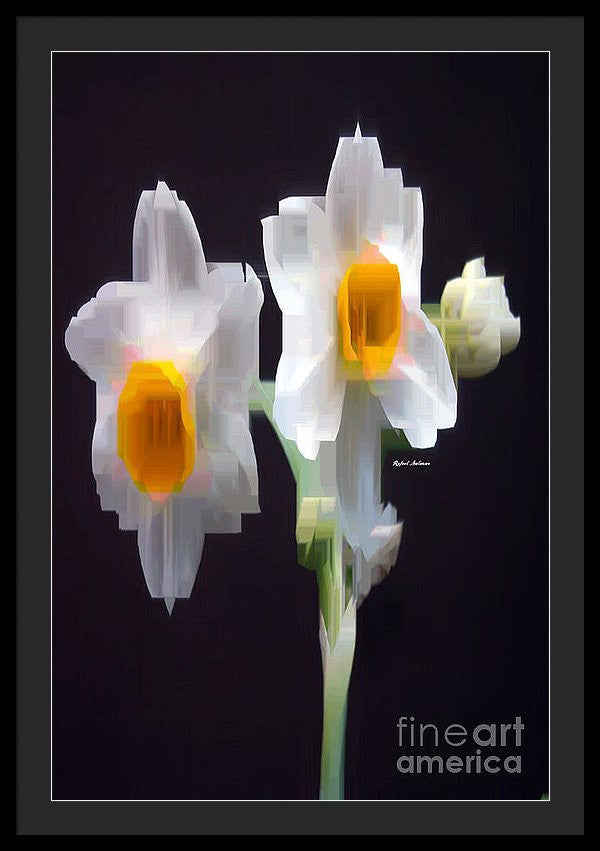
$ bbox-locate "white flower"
[262,128,457,604]
[262,125,457,462]
[65,181,263,612]
[440,258,521,378]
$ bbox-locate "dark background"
[52,52,548,800]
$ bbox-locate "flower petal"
[273,342,345,460]
[354,519,403,608]
[377,168,424,311]
[325,131,385,268]
[137,498,205,601]
[335,383,386,549]
[133,181,209,295]
[373,308,457,447]
[209,262,263,385]
[262,201,338,314]
[64,285,139,384]
[91,394,147,529]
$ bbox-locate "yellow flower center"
[337,256,401,380]
[117,361,195,498]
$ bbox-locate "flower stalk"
[319,593,356,800]
[252,379,363,800]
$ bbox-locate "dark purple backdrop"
[52,52,549,800]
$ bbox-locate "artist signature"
[392,459,431,467]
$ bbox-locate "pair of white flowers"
[66,128,520,611]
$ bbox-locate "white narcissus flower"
[262,127,457,596]
[262,125,457,462]
[65,181,263,612]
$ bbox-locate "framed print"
[17,16,584,836]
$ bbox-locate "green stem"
[250,379,356,800]
[319,599,357,800]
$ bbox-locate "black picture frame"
[17,16,584,835]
